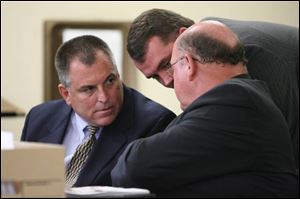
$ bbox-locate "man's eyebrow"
[104,73,117,82]
[157,56,171,70]
[77,84,95,92]
[144,56,171,79]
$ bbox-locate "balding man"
[127,9,299,169]
[112,21,298,197]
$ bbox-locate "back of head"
[127,8,194,63]
[55,35,117,87]
[176,21,247,66]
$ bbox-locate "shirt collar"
[74,113,101,140]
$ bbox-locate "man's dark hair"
[127,9,195,63]
[55,35,117,87]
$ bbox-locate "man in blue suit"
[21,35,176,187]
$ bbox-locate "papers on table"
[1,131,14,150]
[1,131,15,195]
[65,186,151,198]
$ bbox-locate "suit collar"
[183,73,252,114]
[39,100,72,144]
[232,73,251,79]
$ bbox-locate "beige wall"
[1,1,299,140]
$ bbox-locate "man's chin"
[94,116,116,127]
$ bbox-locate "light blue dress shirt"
[63,112,101,167]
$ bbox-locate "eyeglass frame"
[168,56,186,68]
[159,54,212,79]
[168,55,205,69]
[160,56,185,77]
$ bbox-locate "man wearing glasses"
[112,21,298,197]
[126,9,299,170]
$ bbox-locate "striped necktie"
[65,125,99,187]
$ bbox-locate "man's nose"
[96,89,108,103]
[159,75,174,88]
[158,70,174,88]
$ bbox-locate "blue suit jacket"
[21,85,176,186]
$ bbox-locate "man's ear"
[58,84,71,106]
[185,54,197,81]
[178,27,187,34]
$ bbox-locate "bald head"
[175,20,247,65]
[190,20,238,47]
[171,20,248,110]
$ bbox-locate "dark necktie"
[65,125,99,187]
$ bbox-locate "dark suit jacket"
[111,75,298,197]
[21,85,176,187]
[203,17,299,168]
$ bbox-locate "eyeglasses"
[168,56,185,68]
[169,55,213,68]
[155,55,206,79]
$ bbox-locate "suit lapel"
[39,102,72,144]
